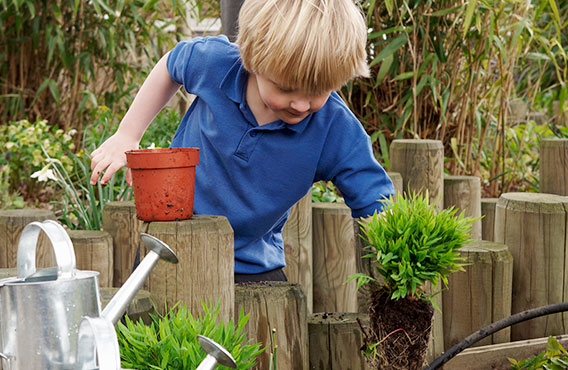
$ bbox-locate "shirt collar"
[220,58,247,104]
[220,58,312,134]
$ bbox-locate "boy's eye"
[278,86,294,93]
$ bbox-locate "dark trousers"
[235,267,287,283]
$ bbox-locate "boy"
[90,0,394,282]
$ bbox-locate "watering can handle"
[17,220,76,280]
[76,316,121,370]
[0,352,8,369]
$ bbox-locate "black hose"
[425,302,568,370]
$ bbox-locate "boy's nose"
[290,99,310,113]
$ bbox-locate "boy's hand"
[90,132,138,186]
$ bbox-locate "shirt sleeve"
[166,35,232,94]
[316,101,395,218]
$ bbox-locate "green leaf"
[462,0,478,36]
[375,54,394,85]
[370,33,408,67]
[393,72,414,81]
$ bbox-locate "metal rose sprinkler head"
[196,335,237,370]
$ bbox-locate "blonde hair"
[237,0,369,95]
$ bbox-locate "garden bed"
[444,335,568,370]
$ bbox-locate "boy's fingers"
[90,158,111,185]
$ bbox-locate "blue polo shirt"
[167,36,394,274]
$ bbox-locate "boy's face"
[255,74,331,124]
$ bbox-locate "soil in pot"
[365,288,434,370]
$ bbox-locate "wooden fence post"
[309,312,371,370]
[495,192,568,340]
[387,171,403,200]
[540,138,568,195]
[282,192,313,313]
[389,139,445,359]
[444,175,482,240]
[443,240,513,348]
[481,198,498,242]
[389,139,444,210]
[102,201,145,287]
[235,282,308,370]
[0,209,56,269]
[68,230,114,288]
[145,215,234,322]
[312,202,358,313]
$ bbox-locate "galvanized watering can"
[0,220,236,370]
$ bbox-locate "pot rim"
[126,147,199,169]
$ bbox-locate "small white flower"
[31,166,58,182]
[147,143,156,149]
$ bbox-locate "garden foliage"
[0,0,189,129]
[509,336,568,369]
[343,0,566,196]
[0,118,75,207]
[117,301,263,370]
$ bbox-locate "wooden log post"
[309,312,371,370]
[102,201,145,287]
[0,209,56,269]
[443,175,482,240]
[442,241,513,348]
[481,198,498,242]
[540,139,568,195]
[235,282,308,370]
[387,171,403,200]
[389,139,445,358]
[145,215,234,322]
[389,139,444,210]
[68,230,114,288]
[495,193,568,340]
[312,202,358,313]
[282,192,313,313]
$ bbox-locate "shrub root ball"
[365,289,434,370]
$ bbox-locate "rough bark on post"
[0,209,56,269]
[389,139,445,359]
[540,138,568,195]
[235,282,308,370]
[443,241,513,348]
[68,230,114,288]
[443,175,482,240]
[389,139,444,210]
[387,171,403,200]
[312,202,358,313]
[494,193,568,340]
[282,192,313,313]
[309,312,371,370]
[145,215,234,322]
[481,198,498,241]
[102,201,145,287]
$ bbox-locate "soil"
[364,288,434,370]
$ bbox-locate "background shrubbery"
[1,0,567,211]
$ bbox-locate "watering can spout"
[102,233,178,325]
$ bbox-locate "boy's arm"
[89,51,181,185]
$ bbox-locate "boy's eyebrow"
[269,78,296,91]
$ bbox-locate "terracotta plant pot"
[126,148,199,221]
